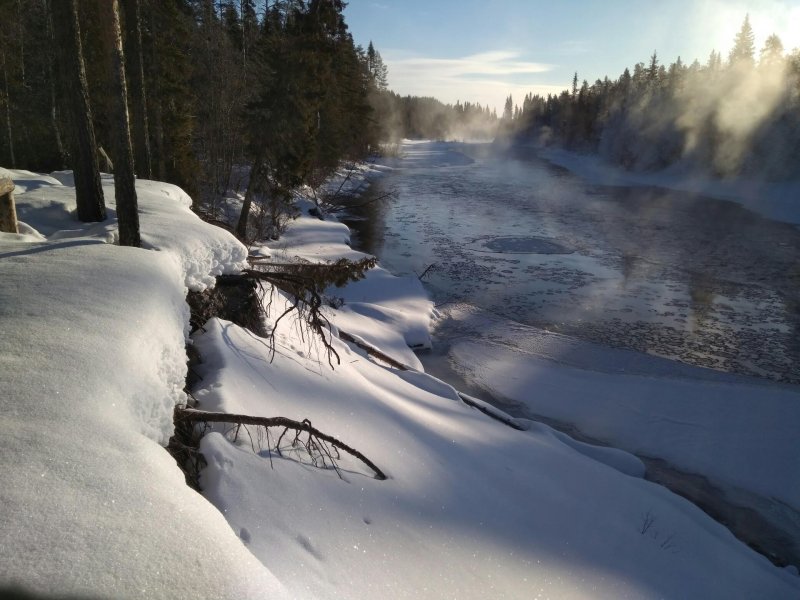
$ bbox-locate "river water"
[345,141,800,384]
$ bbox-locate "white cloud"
[383,49,561,111]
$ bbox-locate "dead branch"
[323,189,396,214]
[457,393,525,431]
[338,330,417,371]
[417,263,436,281]
[321,162,364,207]
[334,332,525,431]
[175,407,387,480]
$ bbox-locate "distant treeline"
[372,92,499,142]
[501,16,800,180]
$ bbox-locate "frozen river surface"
[346,141,800,383]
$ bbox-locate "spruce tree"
[729,14,756,65]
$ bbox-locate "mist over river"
[343,141,800,384]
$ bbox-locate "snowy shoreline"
[1,165,798,597]
[513,142,800,227]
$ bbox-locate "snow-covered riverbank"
[525,144,800,227]
[1,167,798,598]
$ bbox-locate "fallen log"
[338,330,417,371]
[174,407,387,480]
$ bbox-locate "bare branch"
[175,407,387,480]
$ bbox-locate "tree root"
[243,256,377,369]
[174,406,387,481]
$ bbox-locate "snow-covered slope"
[2,169,797,599]
[0,172,287,599]
[192,200,798,598]
[192,299,799,599]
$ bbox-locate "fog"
[505,28,800,180]
[370,90,499,144]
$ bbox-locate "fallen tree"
[173,406,387,481]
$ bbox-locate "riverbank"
[2,166,798,597]
[513,142,800,227]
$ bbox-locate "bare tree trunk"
[96,0,140,247]
[1,52,16,168]
[236,156,262,241]
[153,95,166,181]
[44,0,65,168]
[15,0,25,88]
[50,0,106,223]
[142,0,166,181]
[120,0,152,179]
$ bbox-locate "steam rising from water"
[677,60,791,175]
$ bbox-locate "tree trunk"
[0,176,18,234]
[44,0,66,169]
[236,156,262,241]
[50,0,106,223]
[120,0,152,179]
[96,0,140,247]
[1,52,15,168]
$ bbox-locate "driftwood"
[175,407,387,480]
[0,175,18,234]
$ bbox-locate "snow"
[534,146,800,227]
[445,322,800,507]
[191,168,796,597]
[0,171,287,598]
[253,196,435,364]
[2,161,798,599]
[11,170,248,290]
[191,300,799,599]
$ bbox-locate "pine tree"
[503,95,513,121]
[142,0,196,191]
[647,51,659,81]
[366,41,388,90]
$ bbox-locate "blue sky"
[343,0,800,111]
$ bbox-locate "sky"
[343,0,800,112]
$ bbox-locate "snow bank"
[181,162,796,596]
[255,199,435,363]
[437,304,800,509]
[190,296,799,598]
[0,171,286,599]
[534,146,800,227]
[11,171,248,290]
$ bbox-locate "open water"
[343,141,800,383]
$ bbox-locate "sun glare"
[692,0,800,57]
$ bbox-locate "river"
[344,141,800,383]
[339,140,800,568]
